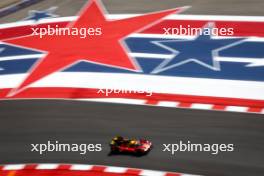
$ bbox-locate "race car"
[109,136,152,155]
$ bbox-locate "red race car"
[110,136,152,155]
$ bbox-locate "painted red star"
[4,0,186,95]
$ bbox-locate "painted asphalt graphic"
[0,14,263,113]
[2,0,186,95]
[0,0,263,111]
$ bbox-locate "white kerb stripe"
[191,103,214,110]
[83,98,146,105]
[225,106,248,112]
[104,166,128,173]
[140,170,166,176]
[157,101,180,107]
[70,164,93,170]
[36,164,59,169]
[3,164,25,170]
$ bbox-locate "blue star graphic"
[152,23,244,73]
[23,7,58,21]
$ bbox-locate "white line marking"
[70,164,93,170]
[130,53,174,59]
[36,164,59,170]
[0,54,43,61]
[225,106,248,112]
[216,57,264,64]
[1,73,264,100]
[129,33,195,39]
[3,164,25,170]
[79,98,146,105]
[191,103,214,110]
[107,14,264,22]
[0,14,263,29]
[140,170,166,176]
[157,101,180,107]
[104,166,127,173]
[1,53,263,66]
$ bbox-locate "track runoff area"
[0,0,264,176]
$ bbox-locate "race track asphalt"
[0,100,263,176]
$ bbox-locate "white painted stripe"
[3,164,25,170]
[0,14,263,29]
[81,98,146,105]
[0,20,35,29]
[129,33,195,39]
[36,164,59,169]
[191,103,214,110]
[130,53,174,59]
[157,101,180,107]
[140,170,166,176]
[261,108,264,114]
[0,72,263,101]
[70,164,93,170]
[225,106,248,112]
[1,54,264,64]
[37,16,76,24]
[0,54,43,62]
[129,34,264,40]
[216,57,264,64]
[107,14,264,22]
[0,73,263,100]
[0,53,172,61]
[104,166,127,173]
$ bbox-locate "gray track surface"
[1,0,264,23]
[0,100,263,176]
